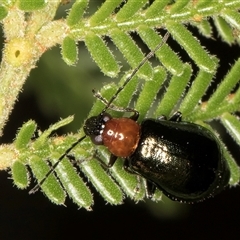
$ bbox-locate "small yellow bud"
[4,38,34,67]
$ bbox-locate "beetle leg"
[145,180,157,199]
[92,151,118,169]
[123,160,146,196]
[71,149,118,169]
[169,111,182,122]
[129,110,139,121]
[157,115,167,120]
[123,159,136,174]
[107,154,118,168]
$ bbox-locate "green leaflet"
[1,0,240,208]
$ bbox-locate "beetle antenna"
[101,31,170,113]
[29,135,86,194]
[92,89,137,113]
[29,31,170,194]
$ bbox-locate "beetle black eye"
[91,135,103,145]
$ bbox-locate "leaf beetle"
[83,103,230,203]
[30,32,230,203]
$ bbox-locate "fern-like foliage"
[0,0,240,210]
